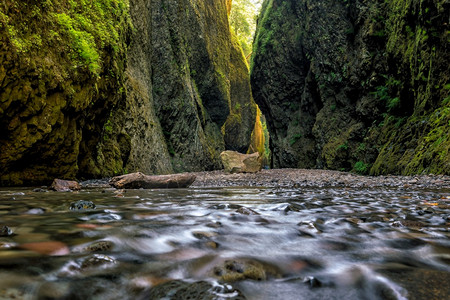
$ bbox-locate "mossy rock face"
[149,0,256,172]
[0,0,257,185]
[251,0,449,174]
[0,0,131,185]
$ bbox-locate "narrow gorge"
[0,0,259,186]
[1,0,449,186]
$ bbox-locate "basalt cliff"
[251,0,449,175]
[0,0,257,185]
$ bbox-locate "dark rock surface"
[251,0,449,175]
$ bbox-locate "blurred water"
[0,186,449,299]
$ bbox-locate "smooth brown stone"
[19,241,70,256]
[50,179,81,192]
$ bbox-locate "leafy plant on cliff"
[354,161,370,175]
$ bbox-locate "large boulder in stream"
[109,172,196,189]
[50,179,81,192]
[220,151,262,173]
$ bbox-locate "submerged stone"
[0,226,13,236]
[141,280,246,300]
[69,200,96,211]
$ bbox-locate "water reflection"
[0,186,449,299]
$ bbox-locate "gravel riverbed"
[190,169,450,190]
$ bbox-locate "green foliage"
[330,104,337,112]
[354,161,370,175]
[289,133,302,146]
[54,13,100,74]
[336,142,348,151]
[372,75,402,113]
[229,0,262,58]
[357,143,366,152]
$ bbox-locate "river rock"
[212,259,267,282]
[84,240,114,252]
[19,241,70,255]
[50,179,81,192]
[141,280,246,300]
[220,151,262,173]
[0,225,13,236]
[109,172,196,189]
[69,200,96,211]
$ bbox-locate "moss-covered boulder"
[251,0,449,175]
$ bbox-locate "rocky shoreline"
[79,169,450,190]
[189,169,450,190]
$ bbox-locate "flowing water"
[0,185,449,299]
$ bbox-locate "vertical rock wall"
[251,0,449,175]
[0,0,257,185]
[0,0,131,185]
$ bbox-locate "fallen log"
[109,172,196,189]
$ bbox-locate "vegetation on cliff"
[0,0,131,185]
[0,0,258,186]
[229,0,263,58]
[251,0,449,175]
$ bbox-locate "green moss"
[0,1,132,185]
[1,0,130,77]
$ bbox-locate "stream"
[0,185,449,299]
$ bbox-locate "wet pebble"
[70,200,96,211]
[385,238,426,250]
[205,221,222,228]
[213,259,268,282]
[284,203,305,213]
[192,231,218,240]
[392,220,426,228]
[236,207,259,215]
[80,254,116,269]
[0,226,13,236]
[204,241,219,249]
[26,208,46,214]
[303,276,323,288]
[140,280,246,300]
[80,212,121,221]
[0,241,16,248]
[84,240,115,252]
[19,241,70,256]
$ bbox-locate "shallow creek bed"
[0,170,449,299]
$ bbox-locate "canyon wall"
[251,0,449,175]
[0,0,256,185]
